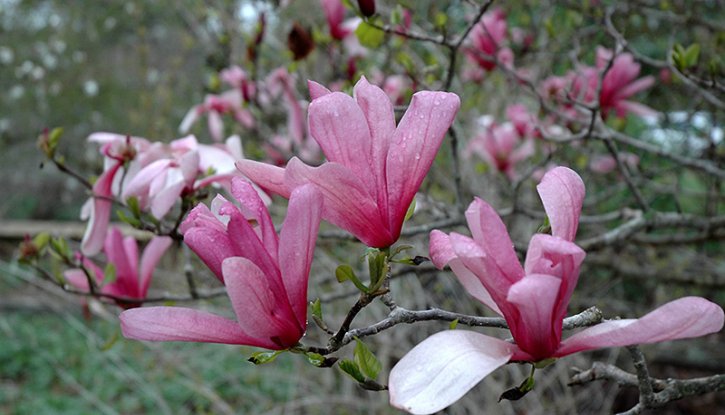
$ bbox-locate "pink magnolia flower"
[389,167,723,414]
[237,76,460,248]
[179,90,255,142]
[465,9,513,72]
[320,0,351,40]
[66,227,172,309]
[571,47,656,119]
[589,152,640,174]
[467,120,535,180]
[119,179,322,350]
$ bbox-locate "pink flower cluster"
[467,104,537,179]
[66,227,171,309]
[81,132,255,256]
[388,167,723,414]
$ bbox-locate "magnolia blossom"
[120,178,322,349]
[81,133,253,256]
[320,0,351,40]
[389,167,724,414]
[467,117,535,180]
[237,76,460,248]
[65,227,171,309]
[571,47,656,119]
[179,90,255,142]
[466,9,511,71]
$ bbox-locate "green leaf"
[449,319,459,330]
[100,331,119,351]
[536,216,551,235]
[390,5,403,25]
[404,199,416,222]
[32,232,51,250]
[338,359,366,383]
[311,298,322,320]
[354,338,381,380]
[248,350,284,365]
[389,244,413,259]
[533,358,557,369]
[684,43,700,67]
[434,12,447,28]
[126,196,141,218]
[103,263,117,285]
[117,210,141,228]
[355,21,385,48]
[367,250,388,291]
[336,265,369,292]
[305,352,325,367]
[50,237,70,258]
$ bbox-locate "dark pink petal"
[307,90,376,191]
[138,236,173,296]
[536,166,585,241]
[120,306,260,345]
[617,76,655,99]
[104,228,136,288]
[285,158,393,247]
[465,198,524,283]
[389,330,514,415]
[231,178,279,260]
[235,159,291,198]
[278,184,322,327]
[308,80,332,100]
[81,162,122,256]
[507,273,562,359]
[386,91,460,234]
[556,297,724,357]
[222,257,302,349]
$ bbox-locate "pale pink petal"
[617,75,655,99]
[449,259,503,316]
[307,91,376,191]
[208,111,224,142]
[285,157,392,247]
[235,159,291,198]
[465,198,524,282]
[122,159,172,201]
[64,269,90,291]
[278,184,322,326]
[389,330,514,415]
[150,180,185,219]
[556,297,724,357]
[308,80,332,100]
[81,162,123,256]
[536,166,585,241]
[120,306,259,345]
[429,230,456,269]
[386,91,460,233]
[138,236,172,296]
[507,273,563,359]
[222,257,302,349]
[179,106,201,133]
[617,101,658,117]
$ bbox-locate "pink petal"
[536,166,585,241]
[150,179,185,219]
[353,76,395,208]
[179,106,201,133]
[138,236,172,296]
[122,159,172,201]
[285,157,393,248]
[307,90,376,192]
[308,80,332,100]
[230,178,279,260]
[556,297,724,357]
[389,330,514,415]
[386,91,460,234]
[617,100,658,117]
[429,229,456,269]
[429,229,502,315]
[208,110,224,142]
[64,269,90,291]
[524,234,585,340]
[81,162,123,256]
[617,75,655,99]
[120,306,259,345]
[104,228,136,288]
[235,159,291,198]
[278,184,322,327]
[507,273,563,359]
[222,257,302,349]
[465,198,524,283]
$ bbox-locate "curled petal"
[81,162,123,256]
[556,297,724,357]
[138,236,173,296]
[536,166,585,241]
[507,274,562,359]
[235,159,290,198]
[389,330,514,415]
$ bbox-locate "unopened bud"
[357,0,376,17]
